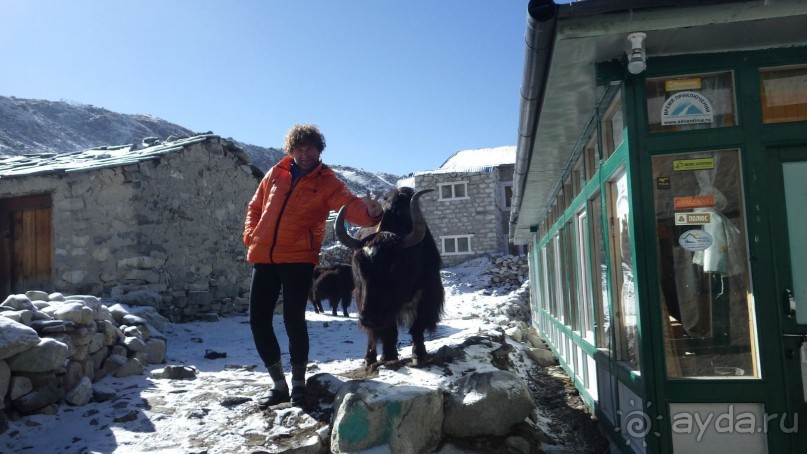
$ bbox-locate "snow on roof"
[0,134,245,179]
[394,146,516,187]
[440,146,516,170]
[414,145,516,176]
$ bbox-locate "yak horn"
[401,189,433,248]
[334,205,362,250]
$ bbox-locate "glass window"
[503,183,513,208]
[563,223,578,330]
[438,181,469,200]
[563,176,573,210]
[572,155,584,197]
[585,135,601,181]
[608,168,639,370]
[651,149,758,378]
[553,234,564,323]
[590,191,610,350]
[441,235,473,255]
[454,183,466,198]
[545,239,558,319]
[541,244,552,317]
[646,71,737,133]
[760,64,807,124]
[576,208,595,341]
[602,96,624,158]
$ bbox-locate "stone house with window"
[0,134,262,320]
[401,146,521,267]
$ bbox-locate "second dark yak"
[309,263,354,316]
[335,187,445,366]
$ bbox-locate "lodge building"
[509,0,807,452]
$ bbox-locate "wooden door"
[0,195,52,299]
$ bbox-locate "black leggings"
[248,263,315,368]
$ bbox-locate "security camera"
[627,32,647,75]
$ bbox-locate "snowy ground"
[1,257,605,453]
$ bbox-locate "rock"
[29,319,77,334]
[331,380,443,453]
[0,360,10,402]
[109,289,162,308]
[153,365,197,380]
[25,291,49,302]
[92,387,118,403]
[122,314,148,327]
[99,354,128,377]
[123,336,146,352]
[12,377,65,414]
[505,435,531,453]
[442,370,535,437]
[6,338,70,373]
[143,338,167,364]
[8,375,33,400]
[64,295,102,313]
[88,332,106,354]
[65,377,93,406]
[113,410,139,423]
[1,294,35,311]
[52,302,94,325]
[97,320,124,346]
[113,357,145,378]
[527,347,556,367]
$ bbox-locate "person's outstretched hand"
[364,191,382,217]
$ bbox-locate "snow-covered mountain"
[0,96,401,196]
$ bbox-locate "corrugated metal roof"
[0,134,249,179]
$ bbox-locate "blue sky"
[0,0,544,175]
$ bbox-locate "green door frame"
[622,46,807,453]
[762,145,807,451]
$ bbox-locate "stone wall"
[0,137,260,321]
[0,291,169,431]
[415,170,506,267]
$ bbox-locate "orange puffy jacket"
[243,156,381,264]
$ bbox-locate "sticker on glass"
[661,91,714,126]
[678,229,713,251]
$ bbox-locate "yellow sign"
[665,78,702,92]
[673,158,714,171]
[675,212,712,225]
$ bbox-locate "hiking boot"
[257,388,289,409]
[290,386,306,406]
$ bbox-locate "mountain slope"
[0,96,400,195]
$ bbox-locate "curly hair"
[283,124,326,155]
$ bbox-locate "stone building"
[401,146,521,267]
[0,134,262,320]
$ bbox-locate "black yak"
[335,187,444,366]
[309,264,354,316]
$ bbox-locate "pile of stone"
[484,253,529,292]
[0,290,168,430]
[318,243,352,268]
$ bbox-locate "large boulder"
[6,338,69,373]
[331,380,443,453]
[442,370,535,437]
[0,317,41,360]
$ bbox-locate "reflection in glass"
[590,192,610,350]
[646,71,736,133]
[760,65,807,124]
[609,169,639,370]
[652,149,759,378]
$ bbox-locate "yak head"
[334,188,432,331]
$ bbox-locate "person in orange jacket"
[243,124,382,407]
